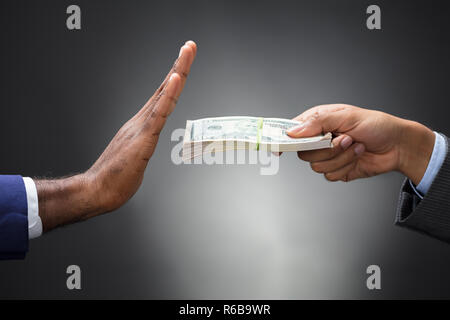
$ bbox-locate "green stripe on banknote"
[256,117,263,151]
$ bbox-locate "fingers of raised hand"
[140,41,196,118]
[172,41,196,98]
[145,72,181,135]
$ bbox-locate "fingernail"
[287,123,305,134]
[340,136,353,150]
[354,143,365,155]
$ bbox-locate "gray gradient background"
[1,0,450,299]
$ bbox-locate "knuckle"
[297,151,308,160]
[310,162,323,173]
[324,173,337,182]
[172,59,179,71]
[180,71,189,79]
[305,111,320,124]
[347,148,358,160]
[155,90,164,103]
[169,95,178,104]
[331,147,342,158]
[149,107,168,119]
[311,111,320,120]
[343,174,356,182]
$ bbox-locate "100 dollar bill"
[182,116,332,160]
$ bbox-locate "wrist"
[37,173,101,232]
[397,119,435,185]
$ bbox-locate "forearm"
[36,174,100,232]
[397,118,435,185]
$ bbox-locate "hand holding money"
[182,116,332,160]
[287,104,435,183]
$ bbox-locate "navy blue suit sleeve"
[0,175,29,260]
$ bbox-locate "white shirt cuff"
[409,132,447,199]
[23,177,42,239]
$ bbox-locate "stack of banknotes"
[182,116,332,161]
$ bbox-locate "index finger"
[298,134,353,162]
[292,104,347,123]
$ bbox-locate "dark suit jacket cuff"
[395,135,450,243]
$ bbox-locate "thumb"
[286,107,349,138]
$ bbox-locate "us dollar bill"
[182,116,332,160]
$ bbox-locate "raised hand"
[37,41,197,231]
